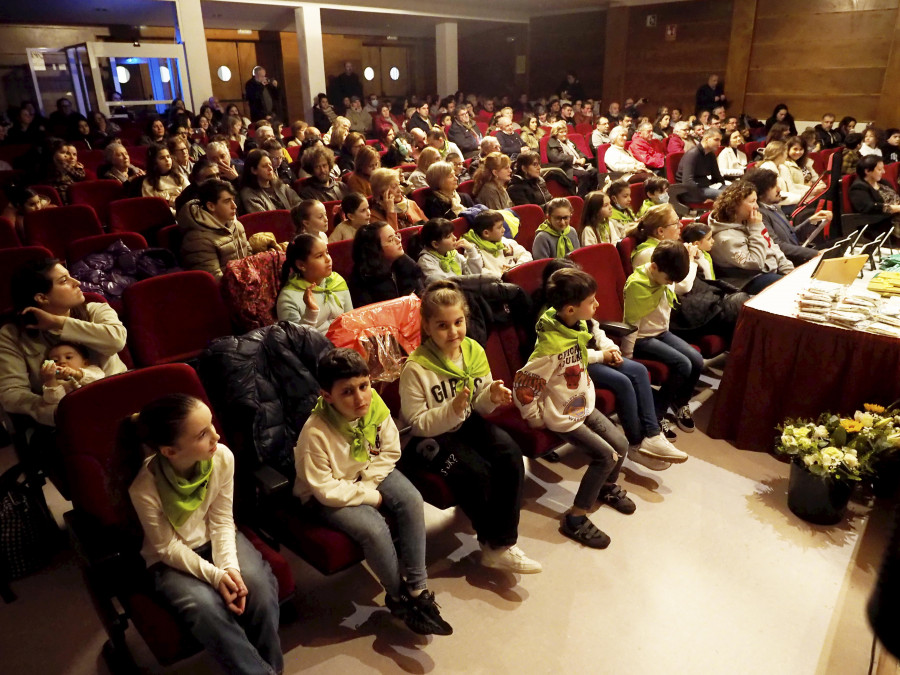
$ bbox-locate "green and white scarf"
[463,230,505,257]
[426,249,462,275]
[407,337,490,393]
[312,390,390,463]
[632,236,660,260]
[530,307,590,365]
[152,454,214,529]
[623,264,677,326]
[285,271,348,308]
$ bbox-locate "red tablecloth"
[708,268,900,452]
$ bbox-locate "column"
[435,22,458,98]
[173,0,213,111]
[295,5,327,121]
[723,0,757,117]
[602,7,628,104]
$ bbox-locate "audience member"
[298,146,349,202]
[849,155,900,236]
[463,209,531,276]
[764,104,797,136]
[178,179,251,278]
[423,160,470,219]
[629,122,665,172]
[860,127,883,158]
[507,151,553,208]
[447,108,482,159]
[546,121,598,196]
[842,132,864,176]
[758,141,806,206]
[814,113,841,150]
[44,139,87,204]
[408,147,441,189]
[290,199,329,243]
[369,167,426,229]
[98,142,145,184]
[142,143,189,210]
[276,233,352,330]
[604,127,646,182]
[495,116,527,161]
[472,152,513,210]
[717,130,748,179]
[329,192,370,242]
[695,74,725,114]
[348,221,424,306]
[579,190,618,246]
[415,218,483,285]
[206,140,241,183]
[345,145,380,197]
[676,128,724,201]
[239,148,301,213]
[533,197,580,259]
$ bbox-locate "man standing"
[334,62,363,103]
[695,74,725,114]
[245,66,280,122]
[676,128,724,201]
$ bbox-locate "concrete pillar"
[173,0,213,111]
[295,5,327,121]
[435,22,458,98]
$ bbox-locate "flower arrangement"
[776,404,900,482]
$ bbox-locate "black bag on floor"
[0,465,54,581]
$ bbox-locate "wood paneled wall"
[740,0,899,123]
[459,24,528,98]
[528,11,606,99]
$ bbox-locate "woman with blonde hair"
[472,152,513,210]
[407,147,442,189]
[423,160,470,219]
[346,145,380,197]
[759,141,806,205]
[628,203,684,267]
[546,120,599,196]
[370,167,427,229]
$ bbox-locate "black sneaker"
[660,417,678,440]
[385,593,407,620]
[402,590,453,636]
[675,405,695,433]
[598,484,636,515]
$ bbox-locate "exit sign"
[646,14,657,27]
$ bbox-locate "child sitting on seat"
[295,348,453,636]
[607,179,638,237]
[532,197,581,259]
[579,191,616,246]
[328,192,370,242]
[40,341,105,404]
[290,199,329,243]
[462,209,532,277]
[415,218,483,285]
[514,268,643,549]
[622,240,704,436]
[128,395,283,675]
[400,281,541,573]
[638,176,670,217]
[276,233,353,332]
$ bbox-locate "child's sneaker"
[660,416,678,440]
[481,543,543,573]
[628,445,671,471]
[598,484,636,514]
[675,405,695,432]
[560,514,611,549]
[639,432,688,463]
[404,590,453,636]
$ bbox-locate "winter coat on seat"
[198,321,334,481]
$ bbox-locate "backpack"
[0,465,55,583]
[221,249,287,333]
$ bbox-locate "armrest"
[597,321,636,338]
[254,465,290,497]
[64,509,125,571]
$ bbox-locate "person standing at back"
[245,66,280,122]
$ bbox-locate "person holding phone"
[245,65,280,122]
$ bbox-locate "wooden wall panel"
[755,0,899,17]
[601,7,627,104]
[279,32,304,124]
[459,24,527,98]
[745,94,880,123]
[876,6,900,127]
[530,10,607,99]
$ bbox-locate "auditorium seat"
[68,179,125,228]
[238,209,295,243]
[108,197,176,245]
[510,203,546,252]
[0,216,21,249]
[66,232,148,266]
[24,204,103,259]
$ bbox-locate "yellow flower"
[865,403,886,413]
[840,419,864,433]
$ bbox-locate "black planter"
[787,459,852,525]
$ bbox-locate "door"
[361,46,410,98]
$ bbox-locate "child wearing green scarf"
[129,394,283,674]
[532,197,581,260]
[294,348,453,636]
[462,209,532,277]
[621,241,704,436]
[416,218,484,285]
[276,233,353,333]
[400,281,542,574]
[514,268,637,550]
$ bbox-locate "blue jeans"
[153,531,283,675]
[588,358,660,445]
[633,331,704,418]
[744,272,783,295]
[307,469,426,598]
[554,410,628,511]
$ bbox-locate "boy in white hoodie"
[513,268,634,549]
[294,348,452,636]
[462,210,532,277]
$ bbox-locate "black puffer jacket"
[198,322,334,482]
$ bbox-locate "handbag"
[0,465,54,581]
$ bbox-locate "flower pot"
[787,459,852,525]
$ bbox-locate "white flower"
[820,447,844,468]
[781,435,799,451]
[813,425,829,440]
[803,454,816,467]
[843,453,859,469]
[855,411,875,427]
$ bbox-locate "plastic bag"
[326,294,421,383]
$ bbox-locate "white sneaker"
[628,446,671,471]
[639,433,689,463]
[481,544,543,574]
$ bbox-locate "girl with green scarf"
[415,218,484,285]
[532,197,581,260]
[400,281,542,574]
[128,394,283,674]
[628,203,683,268]
[276,233,353,333]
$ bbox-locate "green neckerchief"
[632,236,660,260]
[638,198,654,218]
[407,337,490,393]
[589,219,610,242]
[408,337,491,393]
[285,271,348,308]
[425,249,462,275]
[151,454,214,529]
[312,390,390,463]
[530,307,590,366]
[623,264,677,326]
[701,250,716,280]
[463,229,505,257]
[537,221,574,258]
[610,205,636,224]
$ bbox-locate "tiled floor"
[0,383,891,675]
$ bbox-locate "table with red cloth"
[708,258,900,452]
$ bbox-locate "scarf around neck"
[285,271,348,308]
[152,454,214,529]
[633,236,660,260]
[463,230,505,257]
[700,250,716,280]
[537,221,574,258]
[312,390,390,462]
[530,307,590,365]
[623,264,677,325]
[426,249,462,275]
[407,337,490,393]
